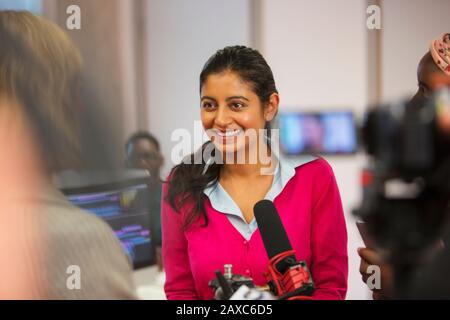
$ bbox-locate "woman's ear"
[264,92,280,122]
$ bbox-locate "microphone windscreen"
[254,199,292,259]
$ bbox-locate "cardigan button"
[243,240,248,245]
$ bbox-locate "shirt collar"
[203,153,317,213]
[278,153,317,189]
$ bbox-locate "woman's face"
[200,71,277,158]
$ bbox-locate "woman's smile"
[211,128,244,143]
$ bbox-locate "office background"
[2,0,450,299]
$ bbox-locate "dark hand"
[358,247,394,300]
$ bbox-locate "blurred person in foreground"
[0,11,136,299]
[358,33,450,300]
[0,92,45,298]
[126,132,164,271]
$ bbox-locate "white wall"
[258,0,370,300]
[382,0,450,101]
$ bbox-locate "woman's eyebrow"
[226,96,249,102]
[200,96,217,102]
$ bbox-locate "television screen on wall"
[278,111,357,155]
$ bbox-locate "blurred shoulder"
[45,192,119,241]
[41,188,137,299]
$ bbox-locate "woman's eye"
[202,102,215,110]
[231,102,244,109]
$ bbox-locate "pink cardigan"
[162,158,348,300]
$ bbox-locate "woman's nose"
[214,106,232,127]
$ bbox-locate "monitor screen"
[279,111,357,155]
[62,176,154,270]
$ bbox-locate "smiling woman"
[162,46,348,300]
[168,46,280,229]
[200,71,278,157]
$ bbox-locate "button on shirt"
[203,155,317,240]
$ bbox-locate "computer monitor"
[278,111,357,155]
[59,171,155,270]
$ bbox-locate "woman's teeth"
[216,129,241,137]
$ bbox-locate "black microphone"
[254,199,295,273]
[254,199,315,299]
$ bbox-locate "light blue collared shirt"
[203,155,316,240]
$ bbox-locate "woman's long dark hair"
[166,45,278,230]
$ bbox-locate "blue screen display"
[279,111,357,155]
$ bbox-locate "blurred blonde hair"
[0,10,82,171]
